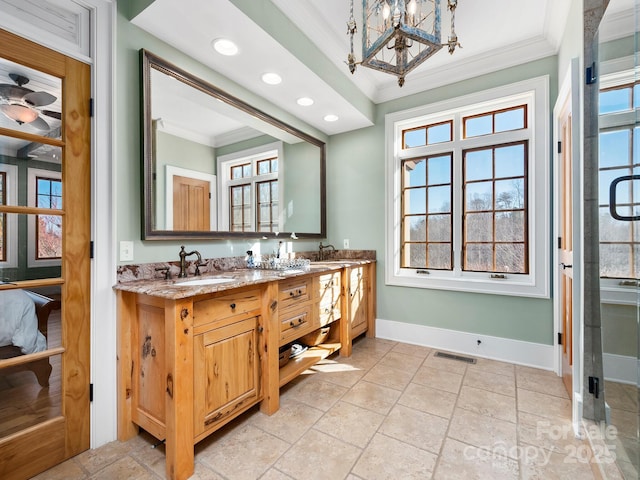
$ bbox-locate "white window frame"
[385,76,550,298]
[217,141,284,231]
[0,164,18,269]
[27,167,62,268]
[598,60,640,305]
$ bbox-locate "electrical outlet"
[343,238,350,249]
[120,241,134,262]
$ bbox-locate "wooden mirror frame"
[140,49,326,240]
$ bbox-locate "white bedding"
[0,290,47,354]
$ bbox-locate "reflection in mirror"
[142,49,326,239]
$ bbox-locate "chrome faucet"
[178,246,204,278]
[318,241,335,261]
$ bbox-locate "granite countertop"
[113,259,374,300]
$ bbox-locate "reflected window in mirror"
[218,141,282,232]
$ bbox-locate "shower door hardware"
[560,263,572,269]
[588,376,600,398]
[609,175,640,221]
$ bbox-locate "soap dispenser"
[246,250,255,268]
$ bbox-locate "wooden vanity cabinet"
[277,277,314,346]
[341,262,376,356]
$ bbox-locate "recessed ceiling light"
[297,97,314,106]
[212,38,238,56]
[324,114,339,122]
[261,72,282,85]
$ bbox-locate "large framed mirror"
[140,49,326,240]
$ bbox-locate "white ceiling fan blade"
[24,91,56,107]
[29,115,50,131]
[0,84,33,100]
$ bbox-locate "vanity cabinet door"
[349,266,368,337]
[194,316,261,438]
[316,272,341,326]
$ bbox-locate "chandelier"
[347,0,461,87]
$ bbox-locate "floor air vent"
[434,351,477,364]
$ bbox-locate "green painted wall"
[117,4,559,345]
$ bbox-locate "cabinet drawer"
[278,277,311,310]
[279,304,314,345]
[316,272,341,307]
[319,297,341,326]
[193,288,261,327]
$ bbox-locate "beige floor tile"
[520,447,596,479]
[87,456,156,480]
[516,369,569,399]
[447,408,518,459]
[518,411,587,456]
[338,349,383,371]
[457,386,517,423]
[342,379,402,415]
[517,389,572,421]
[378,350,425,373]
[423,351,469,375]
[352,432,437,479]
[279,375,349,412]
[352,337,397,356]
[463,368,516,397]
[314,400,385,448]
[515,364,557,378]
[309,357,366,388]
[260,468,295,480]
[412,364,463,394]
[399,382,457,419]
[249,397,323,443]
[433,438,519,480]
[361,362,415,390]
[617,459,639,480]
[468,358,515,378]
[74,439,143,475]
[379,404,449,454]
[129,440,168,478]
[390,342,432,359]
[274,428,361,480]
[197,424,290,480]
[611,407,640,440]
[30,459,87,480]
[190,462,227,480]
[605,381,638,412]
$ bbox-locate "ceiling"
[132,0,635,138]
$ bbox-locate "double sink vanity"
[115,255,375,480]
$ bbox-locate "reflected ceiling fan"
[0,73,60,131]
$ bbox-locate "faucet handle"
[155,266,171,280]
[194,262,207,276]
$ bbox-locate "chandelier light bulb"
[407,0,417,16]
[382,3,390,19]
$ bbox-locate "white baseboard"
[376,318,556,372]
[603,353,638,385]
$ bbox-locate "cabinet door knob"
[230,303,236,309]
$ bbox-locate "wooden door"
[173,175,210,230]
[0,30,91,479]
[559,97,574,398]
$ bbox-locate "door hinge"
[557,332,562,345]
[588,376,600,398]
[90,240,94,259]
[89,383,94,402]
[557,141,562,154]
[89,98,94,117]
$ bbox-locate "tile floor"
[34,337,612,479]
[604,380,639,480]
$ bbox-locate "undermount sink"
[172,277,235,287]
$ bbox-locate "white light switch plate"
[120,241,134,261]
[343,239,350,249]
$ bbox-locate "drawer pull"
[229,303,236,309]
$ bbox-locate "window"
[598,71,640,297]
[218,142,283,232]
[27,168,62,267]
[0,164,18,268]
[386,77,549,297]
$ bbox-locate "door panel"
[173,175,210,231]
[0,29,91,479]
[559,96,573,398]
